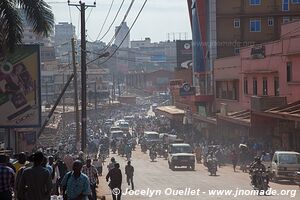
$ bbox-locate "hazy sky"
[45,0,192,43]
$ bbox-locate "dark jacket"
[125,165,134,177]
[106,168,122,189]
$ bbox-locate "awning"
[193,113,217,125]
[255,100,300,122]
[217,110,251,127]
[155,106,185,120]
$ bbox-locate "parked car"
[168,143,195,170]
[271,151,300,182]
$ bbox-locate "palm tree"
[0,0,54,54]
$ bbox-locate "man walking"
[106,163,122,200]
[0,155,15,200]
[125,161,134,190]
[82,158,99,200]
[61,160,92,200]
[18,151,52,200]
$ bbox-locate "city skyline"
[45,0,192,44]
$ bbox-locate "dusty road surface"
[97,147,299,200]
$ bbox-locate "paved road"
[97,147,299,200]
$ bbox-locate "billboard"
[0,45,41,128]
[176,40,192,69]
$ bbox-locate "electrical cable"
[87,0,148,65]
[91,0,135,54]
[95,0,126,42]
[93,0,115,42]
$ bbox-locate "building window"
[274,77,280,96]
[234,47,240,55]
[216,80,239,100]
[287,62,292,82]
[249,0,261,5]
[234,18,240,28]
[253,78,257,95]
[263,77,268,95]
[244,78,248,95]
[282,0,290,11]
[268,17,274,26]
[250,19,261,32]
[292,0,300,4]
[283,16,290,24]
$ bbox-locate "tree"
[0,0,54,54]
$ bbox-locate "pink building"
[215,20,300,111]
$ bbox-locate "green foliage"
[0,0,54,54]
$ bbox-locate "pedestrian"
[18,151,52,200]
[93,155,102,176]
[107,157,116,171]
[195,144,202,164]
[230,150,238,172]
[0,154,15,200]
[61,160,92,200]
[82,158,99,200]
[63,153,74,172]
[106,163,122,200]
[13,152,28,173]
[125,161,134,190]
[56,159,68,191]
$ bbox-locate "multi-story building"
[212,20,300,150]
[115,22,130,48]
[131,37,153,48]
[188,0,300,59]
[41,68,110,105]
[54,22,76,62]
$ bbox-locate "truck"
[168,143,195,171]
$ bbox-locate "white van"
[271,151,300,181]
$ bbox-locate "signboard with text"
[0,45,41,128]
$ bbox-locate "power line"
[92,0,135,54]
[93,0,116,42]
[86,7,94,23]
[87,0,148,65]
[95,0,126,42]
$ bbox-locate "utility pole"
[94,81,97,110]
[62,73,65,135]
[71,38,80,150]
[68,1,96,152]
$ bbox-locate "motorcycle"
[126,151,132,161]
[118,144,125,157]
[163,148,168,160]
[111,145,117,154]
[141,143,147,153]
[250,168,269,192]
[130,139,137,151]
[157,145,164,158]
[149,149,157,162]
[207,157,218,176]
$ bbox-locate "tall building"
[115,22,130,48]
[54,22,76,62]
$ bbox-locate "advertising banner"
[0,45,41,127]
[176,40,192,69]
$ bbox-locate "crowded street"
[2,1,300,200]
[98,146,299,200]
